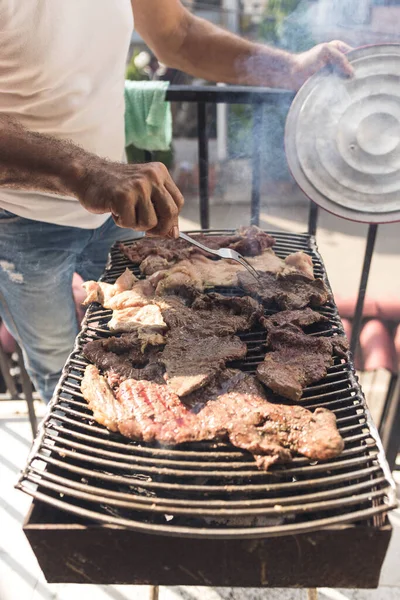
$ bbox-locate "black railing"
[164,84,399,469]
[166,85,297,230]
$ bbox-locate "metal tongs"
[179,231,260,282]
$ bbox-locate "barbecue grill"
[18,230,397,588]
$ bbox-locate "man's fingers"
[135,196,158,231]
[329,40,353,54]
[324,44,354,78]
[147,187,179,237]
[111,194,138,229]
[164,178,185,212]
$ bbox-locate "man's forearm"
[0,114,184,235]
[158,14,297,89]
[0,115,94,197]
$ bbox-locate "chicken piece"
[284,251,314,280]
[106,280,155,310]
[82,268,137,306]
[108,304,167,332]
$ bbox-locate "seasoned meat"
[190,370,344,469]
[226,226,275,256]
[81,366,344,470]
[256,326,348,401]
[160,330,247,396]
[117,378,201,443]
[260,307,328,331]
[191,293,262,332]
[154,293,261,337]
[81,365,121,432]
[120,226,276,265]
[83,335,165,384]
[238,270,329,310]
[140,255,174,276]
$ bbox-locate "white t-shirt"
[0,0,133,228]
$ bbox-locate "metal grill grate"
[17,231,398,539]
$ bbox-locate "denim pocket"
[0,209,22,223]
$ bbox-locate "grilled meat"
[260,307,328,331]
[284,251,314,280]
[82,366,344,470]
[238,270,329,310]
[156,293,262,336]
[120,226,275,265]
[256,326,349,401]
[83,335,165,385]
[147,249,315,291]
[108,303,167,333]
[82,268,137,306]
[160,330,247,396]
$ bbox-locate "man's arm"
[0,115,183,236]
[132,0,352,91]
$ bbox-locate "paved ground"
[1,192,399,599]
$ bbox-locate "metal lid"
[285,44,400,223]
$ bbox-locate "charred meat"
[260,307,328,331]
[160,330,247,396]
[238,270,329,310]
[256,326,348,401]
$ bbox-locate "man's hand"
[77,161,184,238]
[289,41,354,91]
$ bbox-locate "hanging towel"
[124,80,172,152]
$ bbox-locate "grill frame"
[18,230,397,544]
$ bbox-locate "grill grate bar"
[26,464,388,508]
[16,485,394,539]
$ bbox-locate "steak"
[83,335,165,385]
[157,293,261,336]
[256,326,349,401]
[238,270,329,310]
[160,330,247,396]
[260,307,328,331]
[81,366,344,470]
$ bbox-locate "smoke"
[215,0,400,228]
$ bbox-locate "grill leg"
[350,223,378,357]
[16,343,37,437]
[308,589,318,600]
[307,201,319,237]
[150,585,159,600]
[379,372,399,435]
[380,373,400,472]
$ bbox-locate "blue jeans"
[0,209,138,403]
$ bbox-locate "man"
[0,1,352,404]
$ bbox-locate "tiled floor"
[1,196,400,599]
